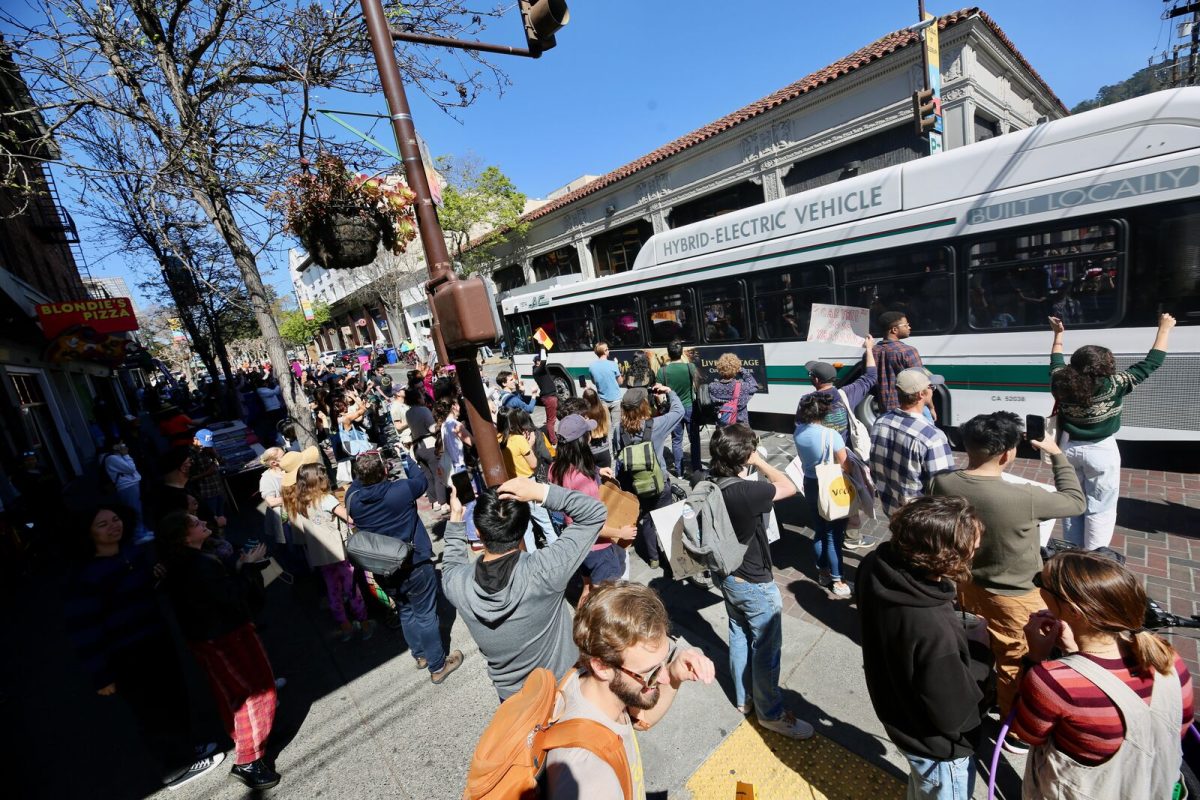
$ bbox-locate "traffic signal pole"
[359,0,508,487]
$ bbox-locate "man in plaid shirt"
[870,368,955,515]
[872,311,926,414]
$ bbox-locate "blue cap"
[195,429,214,448]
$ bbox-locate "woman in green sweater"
[1048,312,1175,550]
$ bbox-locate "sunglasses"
[611,643,677,689]
[1032,571,1064,602]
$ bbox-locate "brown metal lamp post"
[358,0,567,487]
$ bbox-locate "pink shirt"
[554,466,611,552]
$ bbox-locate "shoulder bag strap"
[1058,653,1158,722]
[540,719,633,800]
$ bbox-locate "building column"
[520,258,535,285]
[575,238,596,282]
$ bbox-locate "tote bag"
[815,427,855,521]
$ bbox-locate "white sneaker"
[831,581,853,599]
[757,712,815,740]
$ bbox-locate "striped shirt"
[869,409,954,516]
[1012,652,1193,766]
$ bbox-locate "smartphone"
[242,537,260,553]
[450,471,476,505]
[1025,414,1046,442]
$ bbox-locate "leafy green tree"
[278,302,332,347]
[1071,65,1166,114]
[437,156,528,276]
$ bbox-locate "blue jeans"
[721,576,785,720]
[116,484,147,538]
[902,752,976,800]
[804,477,848,581]
[522,500,557,551]
[671,405,703,474]
[391,561,446,673]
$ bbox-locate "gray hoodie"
[441,484,606,700]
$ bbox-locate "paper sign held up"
[807,303,870,347]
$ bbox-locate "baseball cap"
[895,368,945,394]
[194,428,214,448]
[621,387,648,409]
[805,361,838,383]
[558,414,598,443]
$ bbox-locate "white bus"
[501,88,1200,443]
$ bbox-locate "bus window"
[841,247,954,335]
[506,314,533,354]
[596,297,643,347]
[518,310,555,353]
[554,304,597,351]
[1128,201,1200,326]
[645,289,696,344]
[751,265,834,341]
[967,222,1122,329]
[699,281,748,342]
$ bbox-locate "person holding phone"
[1049,313,1174,550]
[930,411,1085,748]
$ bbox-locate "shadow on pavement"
[1118,496,1200,538]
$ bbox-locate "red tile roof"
[515,7,1065,227]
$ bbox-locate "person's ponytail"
[1128,629,1176,676]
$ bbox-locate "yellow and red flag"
[533,327,554,351]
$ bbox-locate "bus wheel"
[550,367,576,401]
[857,396,882,429]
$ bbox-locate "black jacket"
[856,542,983,760]
[164,548,259,642]
[532,360,557,397]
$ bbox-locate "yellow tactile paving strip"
[687,719,905,800]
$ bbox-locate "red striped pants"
[189,622,277,764]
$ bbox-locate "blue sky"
[73,0,1171,308]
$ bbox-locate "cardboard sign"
[36,297,139,339]
[599,478,639,530]
[806,303,869,347]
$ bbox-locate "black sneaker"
[230,759,281,790]
[166,752,225,791]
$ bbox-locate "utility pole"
[358,0,567,487]
[1164,1,1200,87]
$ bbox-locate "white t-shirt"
[543,671,646,800]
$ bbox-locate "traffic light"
[912,88,938,136]
[519,0,569,55]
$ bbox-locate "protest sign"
[807,303,869,347]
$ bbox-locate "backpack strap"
[539,720,633,800]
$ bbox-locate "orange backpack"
[463,668,632,800]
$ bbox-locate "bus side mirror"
[578,376,587,389]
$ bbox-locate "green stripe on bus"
[567,362,1051,390]
[553,217,958,301]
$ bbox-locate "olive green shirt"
[656,361,696,408]
[930,453,1086,595]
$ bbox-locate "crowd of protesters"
[4,306,1191,799]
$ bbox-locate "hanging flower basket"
[269,153,418,270]
[304,207,383,270]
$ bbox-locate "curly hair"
[715,353,742,379]
[1051,345,1117,406]
[796,393,834,425]
[888,496,980,582]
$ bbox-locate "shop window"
[493,264,526,293]
[699,281,748,342]
[668,181,765,229]
[592,220,653,276]
[842,247,954,335]
[752,265,834,340]
[531,246,580,282]
[645,288,696,344]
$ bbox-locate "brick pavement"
[769,452,1200,676]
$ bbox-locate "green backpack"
[620,418,665,500]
